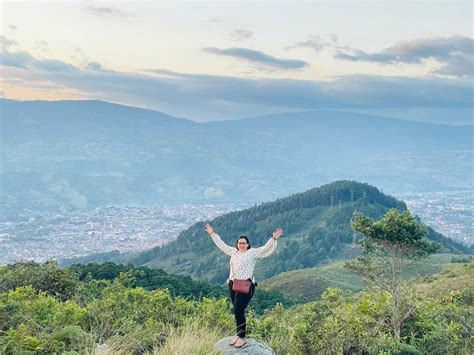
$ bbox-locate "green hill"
[415,259,473,299]
[260,261,363,303]
[260,253,468,303]
[127,181,470,284]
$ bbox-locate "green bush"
[0,261,472,354]
[405,291,473,354]
[0,261,78,301]
[0,286,91,354]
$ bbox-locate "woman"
[204,222,283,348]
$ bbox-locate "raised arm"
[253,228,283,259]
[204,223,235,256]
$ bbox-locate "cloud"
[32,59,79,73]
[1,50,34,68]
[288,35,473,78]
[2,48,472,121]
[1,46,79,73]
[87,5,132,18]
[35,40,49,53]
[334,36,474,78]
[71,47,95,67]
[36,40,48,47]
[203,47,309,70]
[335,36,472,63]
[229,29,253,41]
[86,62,104,71]
[1,35,17,49]
[287,39,327,52]
[431,55,474,77]
[286,34,340,52]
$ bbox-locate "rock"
[95,343,109,354]
[214,337,275,354]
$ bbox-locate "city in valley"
[0,190,472,265]
[396,190,472,246]
[0,204,247,265]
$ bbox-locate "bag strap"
[230,253,236,280]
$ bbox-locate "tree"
[0,260,78,301]
[345,208,439,341]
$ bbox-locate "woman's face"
[237,237,249,252]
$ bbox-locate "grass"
[154,322,224,355]
[261,253,468,303]
[415,261,474,298]
[87,321,227,355]
[261,261,364,303]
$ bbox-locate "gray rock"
[95,343,109,354]
[214,337,275,354]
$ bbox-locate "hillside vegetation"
[129,181,469,284]
[0,260,471,354]
[260,253,468,303]
[415,259,473,299]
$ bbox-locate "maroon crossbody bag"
[230,257,252,294]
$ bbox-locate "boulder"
[214,337,275,354]
[95,343,109,354]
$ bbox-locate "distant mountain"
[125,181,470,284]
[1,99,472,217]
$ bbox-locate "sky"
[1,0,473,122]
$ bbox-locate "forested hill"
[128,181,470,284]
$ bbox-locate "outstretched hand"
[204,223,214,236]
[272,228,284,239]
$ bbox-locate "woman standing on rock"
[204,222,283,349]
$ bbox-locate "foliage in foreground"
[0,278,233,354]
[0,260,294,315]
[0,262,472,354]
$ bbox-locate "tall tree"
[346,208,439,340]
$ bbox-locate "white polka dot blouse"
[210,232,278,283]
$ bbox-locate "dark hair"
[235,235,251,250]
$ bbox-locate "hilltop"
[127,181,470,284]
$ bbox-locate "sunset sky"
[1,0,473,121]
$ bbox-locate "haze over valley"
[1,99,472,265]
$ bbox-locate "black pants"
[228,280,255,338]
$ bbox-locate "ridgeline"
[126,180,469,284]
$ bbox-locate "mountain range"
[1,99,472,218]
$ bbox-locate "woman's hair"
[235,235,251,250]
